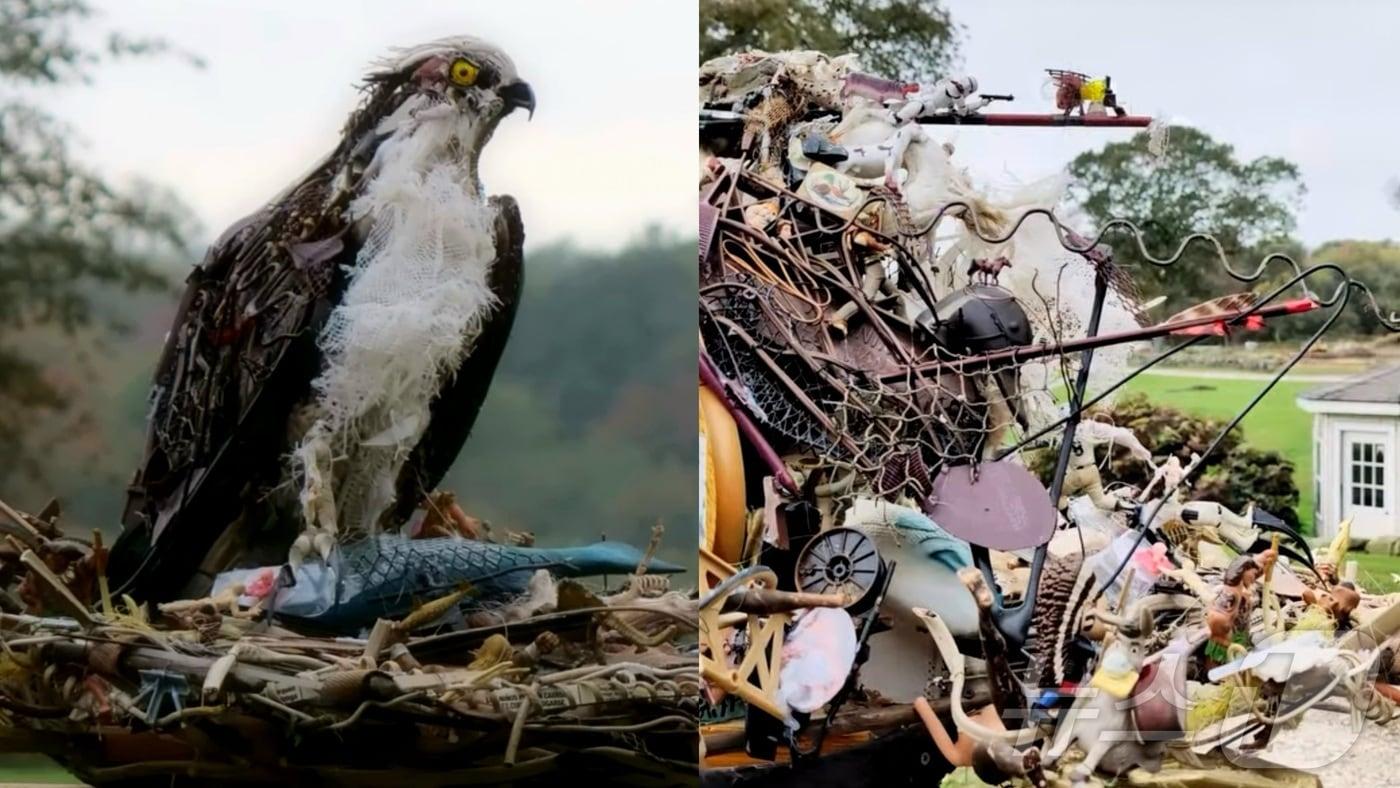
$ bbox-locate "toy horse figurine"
[967,256,1012,285]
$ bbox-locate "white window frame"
[1342,430,1389,513]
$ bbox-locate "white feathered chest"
[291,110,499,559]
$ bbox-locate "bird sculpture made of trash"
[112,37,537,603]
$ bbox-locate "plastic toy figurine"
[801,121,931,192]
[891,75,1011,122]
[1045,70,1126,118]
[1299,581,1361,634]
[1057,419,1156,511]
[1139,454,1264,555]
[1205,549,1277,668]
[966,256,1012,285]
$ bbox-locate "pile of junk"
[698,50,1400,787]
[0,494,698,786]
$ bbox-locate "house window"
[1344,435,1387,510]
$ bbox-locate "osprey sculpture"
[110,37,536,602]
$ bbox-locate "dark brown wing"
[110,171,351,601]
[387,195,525,524]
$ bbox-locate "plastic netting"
[292,107,499,555]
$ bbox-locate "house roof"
[1300,364,1400,404]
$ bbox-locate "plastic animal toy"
[966,256,1012,285]
[801,121,931,192]
[1042,594,1194,783]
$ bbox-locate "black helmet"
[922,284,1033,355]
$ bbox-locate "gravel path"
[1268,710,1400,786]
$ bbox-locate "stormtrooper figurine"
[892,75,993,122]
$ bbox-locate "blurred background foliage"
[2,231,697,563]
[1,0,200,484]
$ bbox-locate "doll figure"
[1205,549,1277,668]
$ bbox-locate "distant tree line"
[1068,128,1399,340]
[447,232,696,552]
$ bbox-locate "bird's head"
[382,36,532,120]
[353,36,533,187]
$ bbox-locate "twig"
[246,692,315,723]
[633,522,664,577]
[324,692,428,731]
[0,691,68,718]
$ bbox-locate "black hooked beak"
[501,80,535,120]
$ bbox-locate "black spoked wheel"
[793,527,885,614]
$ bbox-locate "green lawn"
[0,754,81,784]
[1119,372,1315,533]
[941,767,993,787]
[1351,552,1400,594]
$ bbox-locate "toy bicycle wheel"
[793,527,885,614]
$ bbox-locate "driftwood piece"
[958,567,1023,718]
[20,549,97,627]
[720,586,849,615]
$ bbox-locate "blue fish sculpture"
[220,535,683,634]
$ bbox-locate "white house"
[1297,365,1400,540]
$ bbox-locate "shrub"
[1029,393,1300,529]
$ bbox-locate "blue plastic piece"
[133,669,189,723]
[885,506,973,572]
[1030,689,1063,723]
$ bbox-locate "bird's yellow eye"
[450,59,479,87]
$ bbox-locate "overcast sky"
[943,0,1397,246]
[43,1,695,250]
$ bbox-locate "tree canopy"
[1066,126,1305,316]
[0,0,198,483]
[700,0,961,79]
[1277,239,1400,338]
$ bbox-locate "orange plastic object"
[700,384,746,562]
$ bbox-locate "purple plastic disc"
[927,462,1056,550]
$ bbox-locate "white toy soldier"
[1058,419,1156,511]
[892,76,996,121]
